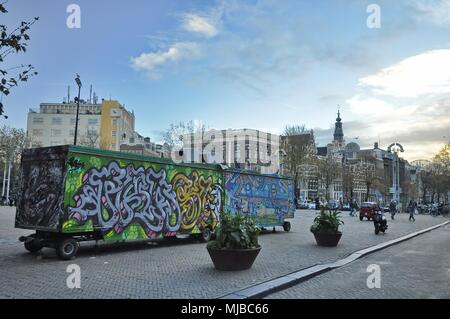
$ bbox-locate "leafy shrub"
[310,206,344,234]
[207,213,260,250]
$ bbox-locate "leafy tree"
[418,142,450,204]
[281,125,316,195]
[78,127,100,148]
[314,155,341,201]
[163,120,206,149]
[431,142,450,203]
[353,154,379,202]
[342,163,356,202]
[0,125,30,196]
[0,2,39,118]
[0,125,29,162]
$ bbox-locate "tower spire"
[333,107,344,143]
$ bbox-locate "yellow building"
[99,100,135,151]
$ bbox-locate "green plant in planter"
[207,213,260,250]
[310,206,344,234]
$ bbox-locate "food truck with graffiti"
[16,145,294,259]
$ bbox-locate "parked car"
[297,200,309,209]
[307,201,317,210]
[342,203,351,211]
[359,202,381,221]
[327,200,339,210]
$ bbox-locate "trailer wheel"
[56,238,79,260]
[283,221,291,232]
[24,239,42,253]
[200,228,212,242]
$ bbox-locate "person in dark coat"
[408,200,415,222]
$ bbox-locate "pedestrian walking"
[348,201,353,216]
[389,200,396,220]
[408,200,415,222]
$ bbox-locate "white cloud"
[131,42,201,72]
[345,49,450,160]
[411,0,450,27]
[358,49,450,98]
[182,13,218,38]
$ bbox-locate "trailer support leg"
[36,249,43,260]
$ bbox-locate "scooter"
[373,211,388,235]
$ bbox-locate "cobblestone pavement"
[0,206,448,298]
[266,223,450,299]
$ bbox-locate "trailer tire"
[56,238,79,260]
[24,239,42,253]
[283,221,291,232]
[200,228,212,242]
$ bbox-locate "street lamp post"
[388,143,404,211]
[74,74,82,145]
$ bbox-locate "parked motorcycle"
[430,204,439,216]
[373,211,388,235]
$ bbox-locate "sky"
[1,0,449,161]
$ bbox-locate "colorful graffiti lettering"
[224,172,295,226]
[172,171,222,232]
[66,159,223,239]
[68,161,181,238]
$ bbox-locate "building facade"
[26,100,159,157]
[27,102,102,148]
[296,110,415,207]
[99,100,135,152]
[181,128,280,174]
[119,131,167,158]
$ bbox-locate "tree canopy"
[0,2,39,118]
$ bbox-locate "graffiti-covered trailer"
[16,145,294,260]
[224,170,294,231]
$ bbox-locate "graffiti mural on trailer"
[16,146,69,229]
[66,159,222,239]
[224,172,295,224]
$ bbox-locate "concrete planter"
[312,232,342,247]
[207,246,261,271]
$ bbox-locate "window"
[51,129,62,137]
[32,129,43,136]
[88,119,98,125]
[112,119,118,126]
[129,137,135,144]
[87,130,97,136]
[70,118,76,125]
[69,130,75,137]
[112,131,117,137]
[52,117,62,125]
[234,143,241,161]
[111,143,116,149]
[33,117,44,124]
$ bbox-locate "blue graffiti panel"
[224,171,295,227]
